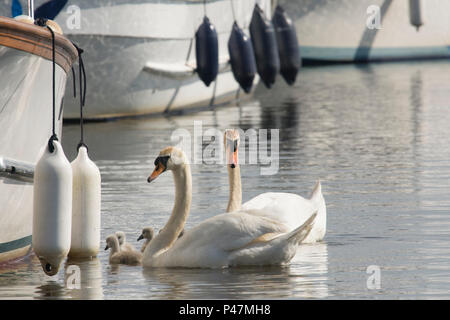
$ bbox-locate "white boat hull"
[0,16,76,263]
[0,47,67,262]
[47,0,271,120]
[278,0,450,62]
[59,34,248,119]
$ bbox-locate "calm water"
[1,61,450,299]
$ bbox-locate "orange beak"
[147,164,165,183]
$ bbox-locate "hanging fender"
[32,140,72,276]
[195,16,219,87]
[69,42,100,259]
[228,22,257,93]
[409,0,423,31]
[272,5,301,86]
[69,146,101,258]
[11,0,23,17]
[249,4,280,89]
[34,0,69,20]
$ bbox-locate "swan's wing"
[155,212,287,267]
[242,192,316,230]
[228,211,317,266]
[177,212,286,251]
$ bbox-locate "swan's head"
[105,234,120,251]
[138,227,154,241]
[115,231,126,245]
[148,146,187,183]
[224,129,240,169]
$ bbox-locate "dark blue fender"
[272,5,301,85]
[34,0,68,20]
[195,16,219,87]
[249,4,280,89]
[228,22,257,94]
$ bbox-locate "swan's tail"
[228,211,317,266]
[308,181,327,241]
[309,180,322,203]
[282,211,317,245]
[259,210,317,263]
[309,181,326,219]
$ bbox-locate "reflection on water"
[1,61,450,299]
[0,255,104,300]
[64,258,104,300]
[140,243,328,299]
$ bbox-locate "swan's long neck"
[226,165,242,212]
[146,164,192,257]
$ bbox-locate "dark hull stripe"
[0,235,32,254]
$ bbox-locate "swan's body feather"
[121,243,137,252]
[228,213,316,266]
[143,210,315,268]
[110,250,142,265]
[241,184,326,243]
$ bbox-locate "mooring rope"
[71,66,76,98]
[71,43,88,151]
[229,0,237,22]
[42,20,58,153]
[35,18,88,153]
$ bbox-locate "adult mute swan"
[224,129,327,243]
[105,234,142,265]
[142,146,317,268]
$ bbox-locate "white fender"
[33,141,72,276]
[69,146,101,258]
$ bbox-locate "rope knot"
[70,41,88,151]
[34,17,48,27]
[77,142,88,153]
[48,134,59,153]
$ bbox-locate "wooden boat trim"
[0,16,78,73]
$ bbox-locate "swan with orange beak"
[148,153,170,183]
[224,130,242,212]
[223,129,327,243]
[141,146,316,268]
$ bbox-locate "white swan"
[105,234,142,265]
[142,146,317,268]
[224,129,327,243]
[137,227,155,253]
[115,231,137,252]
